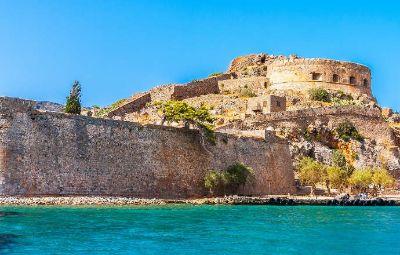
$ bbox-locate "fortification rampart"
[220,106,394,144]
[108,74,231,117]
[228,54,372,96]
[267,58,371,96]
[218,77,269,94]
[107,93,151,118]
[0,97,295,198]
[173,74,231,100]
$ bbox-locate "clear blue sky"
[0,0,399,110]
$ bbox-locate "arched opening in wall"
[332,74,339,82]
[363,79,369,87]
[349,76,356,85]
[264,82,268,88]
[312,72,322,81]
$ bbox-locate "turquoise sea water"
[0,205,399,255]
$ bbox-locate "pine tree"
[64,80,82,114]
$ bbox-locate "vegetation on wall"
[64,80,82,114]
[204,163,255,196]
[336,121,364,142]
[94,99,127,117]
[208,72,223,77]
[309,88,356,106]
[308,88,331,102]
[332,150,355,176]
[239,88,257,98]
[331,90,354,106]
[155,100,216,145]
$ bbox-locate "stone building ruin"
[107,54,372,120]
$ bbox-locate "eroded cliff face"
[0,97,295,198]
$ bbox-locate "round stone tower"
[228,54,372,96]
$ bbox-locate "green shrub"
[326,166,348,191]
[332,150,354,176]
[65,80,82,114]
[204,163,254,196]
[349,168,395,193]
[309,88,331,102]
[198,123,216,145]
[336,90,353,101]
[208,72,223,77]
[371,168,395,189]
[204,170,226,195]
[239,88,257,98]
[336,121,363,142]
[348,169,373,192]
[224,163,255,191]
[94,99,127,117]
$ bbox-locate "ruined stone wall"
[149,74,231,103]
[218,77,269,94]
[0,97,295,197]
[172,74,231,100]
[222,106,394,145]
[107,93,151,118]
[108,74,232,117]
[149,84,177,102]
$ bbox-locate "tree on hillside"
[326,166,348,193]
[296,157,327,196]
[155,100,216,145]
[371,168,395,191]
[348,169,373,193]
[332,150,355,176]
[64,80,82,114]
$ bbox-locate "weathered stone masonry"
[0,97,295,198]
[220,106,395,144]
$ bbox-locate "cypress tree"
[64,80,82,114]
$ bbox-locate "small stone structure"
[246,95,286,115]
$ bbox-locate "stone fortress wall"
[0,97,295,198]
[108,54,372,118]
[108,74,231,118]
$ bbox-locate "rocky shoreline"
[1,196,400,206]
